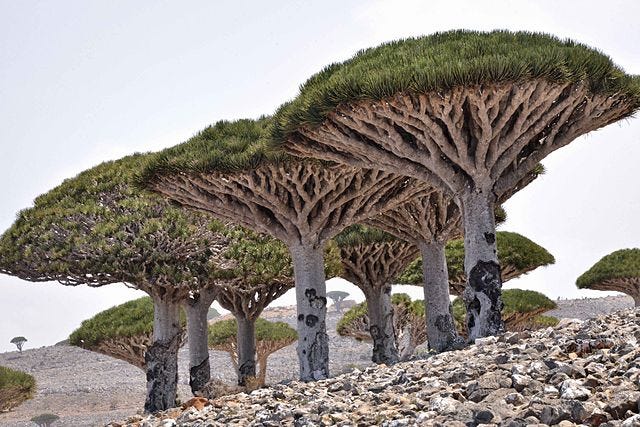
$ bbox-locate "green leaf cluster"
[272,30,640,140]
[209,223,294,286]
[0,365,36,411]
[68,297,185,348]
[0,154,219,290]
[138,117,291,184]
[336,293,422,336]
[208,318,297,347]
[576,248,640,288]
[397,231,555,285]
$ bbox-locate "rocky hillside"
[0,295,637,426]
[113,305,640,426]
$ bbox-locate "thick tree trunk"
[290,244,329,381]
[366,285,399,365]
[144,297,181,413]
[460,189,505,341]
[184,288,217,395]
[419,241,460,352]
[235,314,256,386]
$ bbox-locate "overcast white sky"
[1,0,638,353]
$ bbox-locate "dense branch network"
[146,160,423,247]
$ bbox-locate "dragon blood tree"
[273,30,640,340]
[140,118,422,381]
[0,155,223,412]
[212,225,342,385]
[337,293,426,361]
[335,225,418,363]
[399,231,555,296]
[69,297,186,370]
[209,318,298,387]
[365,170,537,349]
[577,249,640,306]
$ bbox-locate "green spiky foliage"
[210,221,342,323]
[137,117,289,184]
[68,297,187,369]
[272,30,640,140]
[452,289,557,334]
[0,154,219,297]
[0,365,36,412]
[398,231,555,295]
[337,294,425,359]
[208,318,298,386]
[576,249,640,289]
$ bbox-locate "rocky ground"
[113,303,640,427]
[0,295,636,427]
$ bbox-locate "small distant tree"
[576,248,640,306]
[337,294,425,361]
[10,336,27,353]
[209,318,297,387]
[30,413,59,426]
[0,365,36,412]
[326,291,350,314]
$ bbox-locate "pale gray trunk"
[235,314,257,386]
[144,297,181,413]
[184,288,217,395]
[366,285,399,365]
[290,244,329,381]
[419,241,460,352]
[460,189,504,341]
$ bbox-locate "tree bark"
[460,189,505,341]
[144,296,181,413]
[366,285,399,365]
[235,314,257,386]
[419,241,460,351]
[184,288,217,395]
[290,244,329,381]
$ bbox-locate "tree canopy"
[208,317,298,386]
[68,297,186,369]
[272,30,640,140]
[576,249,640,289]
[398,231,555,294]
[0,154,220,297]
[138,117,289,182]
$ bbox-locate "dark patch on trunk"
[370,325,398,365]
[484,232,495,244]
[383,285,392,295]
[469,260,501,292]
[144,335,180,413]
[238,360,256,386]
[189,355,210,395]
[305,314,318,327]
[297,314,304,321]
[466,260,504,339]
[305,322,329,381]
[305,288,327,309]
